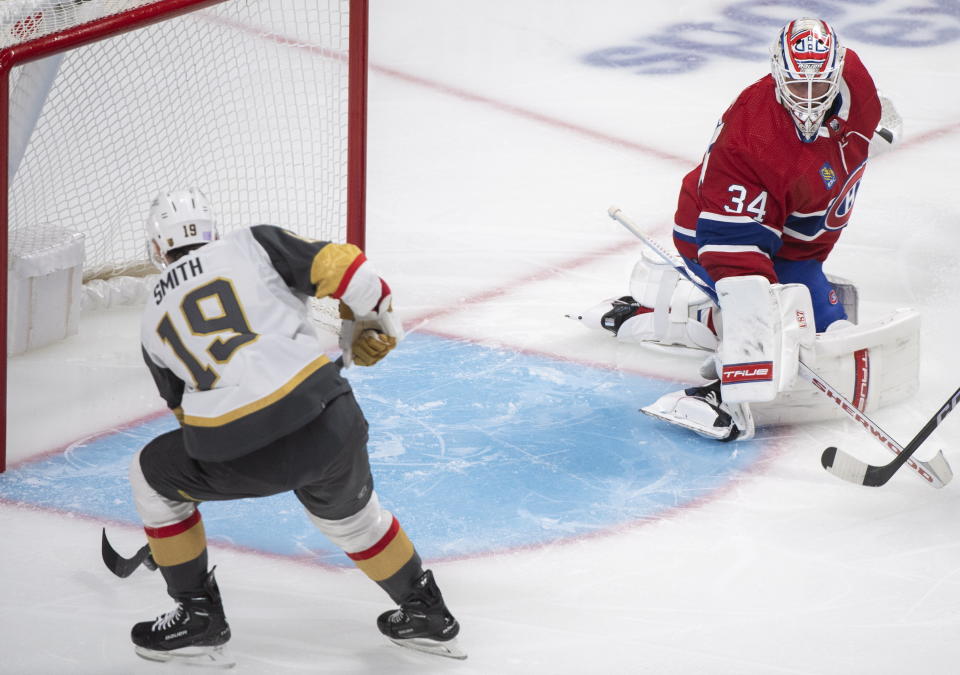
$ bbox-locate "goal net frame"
[0,0,369,472]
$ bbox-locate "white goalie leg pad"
[615,251,718,350]
[717,276,815,404]
[752,308,921,426]
[776,283,817,389]
[129,450,196,527]
[716,276,777,403]
[306,490,394,554]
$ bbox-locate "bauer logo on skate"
[722,362,773,384]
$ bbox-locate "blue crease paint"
[1,333,762,564]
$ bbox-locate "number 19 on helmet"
[145,188,218,268]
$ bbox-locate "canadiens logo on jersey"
[819,163,837,189]
[824,160,868,230]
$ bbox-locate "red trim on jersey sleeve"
[331,252,368,299]
[373,278,391,313]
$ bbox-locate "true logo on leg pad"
[722,362,773,384]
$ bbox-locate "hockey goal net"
[1,0,368,471]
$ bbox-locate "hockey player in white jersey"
[121,189,464,664]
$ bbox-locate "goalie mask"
[770,18,845,143]
[146,188,217,268]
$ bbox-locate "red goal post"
[0,0,369,472]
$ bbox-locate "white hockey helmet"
[146,188,217,265]
[770,18,845,143]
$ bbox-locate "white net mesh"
[6,0,354,282]
[1,1,159,48]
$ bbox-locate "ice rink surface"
[3,1,960,673]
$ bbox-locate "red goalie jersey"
[673,48,881,284]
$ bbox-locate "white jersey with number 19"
[140,225,366,462]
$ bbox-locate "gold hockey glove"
[352,329,398,366]
[339,298,404,367]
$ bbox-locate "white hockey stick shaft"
[607,206,952,488]
[607,207,719,302]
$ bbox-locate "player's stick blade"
[820,446,869,485]
[101,529,155,578]
[923,449,952,487]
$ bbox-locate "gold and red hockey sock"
[346,515,423,603]
[145,508,210,598]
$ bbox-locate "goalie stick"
[820,385,959,487]
[607,206,953,488]
[102,528,157,578]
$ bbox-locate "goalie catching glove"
[339,293,404,367]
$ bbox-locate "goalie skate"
[642,380,755,441]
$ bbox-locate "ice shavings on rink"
[0,332,764,563]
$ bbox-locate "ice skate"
[642,379,755,441]
[131,569,234,668]
[377,570,466,660]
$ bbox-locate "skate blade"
[134,644,236,668]
[388,636,467,660]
